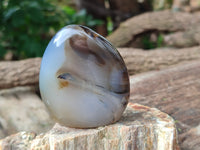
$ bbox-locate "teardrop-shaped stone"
[39,25,130,128]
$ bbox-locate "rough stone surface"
[0,103,179,150]
[0,132,36,150]
[0,87,54,139]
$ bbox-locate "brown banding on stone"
[69,35,89,54]
[69,35,105,66]
[58,81,69,89]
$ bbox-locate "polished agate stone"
[39,25,130,128]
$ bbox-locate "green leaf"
[107,17,113,35]
[87,19,103,26]
[157,34,164,48]
[0,45,6,59]
[62,6,76,15]
[0,1,104,59]
[27,7,44,23]
[3,6,20,21]
[11,10,26,27]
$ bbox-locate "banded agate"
[39,25,130,128]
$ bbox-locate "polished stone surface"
[39,25,130,128]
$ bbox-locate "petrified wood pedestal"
[0,102,179,150]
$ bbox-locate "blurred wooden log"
[119,46,200,74]
[0,58,41,89]
[164,26,200,48]
[0,47,200,89]
[130,60,200,132]
[0,103,180,150]
[130,60,200,149]
[107,10,200,47]
[108,0,152,29]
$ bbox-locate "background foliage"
[0,0,103,59]
[0,0,177,60]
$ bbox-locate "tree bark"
[0,47,200,89]
[107,10,200,47]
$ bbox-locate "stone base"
[0,103,179,150]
